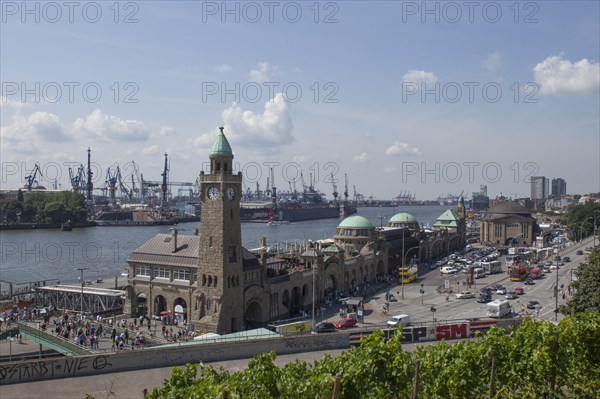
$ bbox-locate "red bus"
[509,263,528,281]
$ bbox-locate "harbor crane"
[344,173,349,202]
[24,163,44,191]
[160,152,169,202]
[331,172,338,204]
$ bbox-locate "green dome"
[389,212,417,223]
[210,127,233,157]
[338,215,373,229]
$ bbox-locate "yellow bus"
[398,265,418,284]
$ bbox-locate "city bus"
[399,265,418,284]
[509,263,528,281]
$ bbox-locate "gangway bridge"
[0,322,92,357]
[34,285,126,316]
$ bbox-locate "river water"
[0,206,448,291]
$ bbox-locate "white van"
[474,268,486,279]
[386,314,411,327]
[440,266,457,274]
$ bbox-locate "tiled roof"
[128,234,199,267]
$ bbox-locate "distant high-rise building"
[551,178,567,196]
[530,176,546,200]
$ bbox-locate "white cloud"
[1,111,69,143]
[158,126,176,136]
[533,55,600,95]
[292,155,308,162]
[402,70,438,85]
[249,62,271,83]
[215,64,232,72]
[385,141,421,156]
[72,109,149,141]
[221,93,294,151]
[190,132,214,148]
[353,152,370,163]
[482,52,502,72]
[1,96,29,111]
[141,145,161,155]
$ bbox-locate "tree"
[563,248,600,314]
[559,202,600,241]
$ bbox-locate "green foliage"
[564,248,600,314]
[559,203,600,241]
[144,313,600,399]
[0,191,87,224]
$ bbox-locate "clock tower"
[194,127,244,334]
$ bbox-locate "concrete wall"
[0,332,352,385]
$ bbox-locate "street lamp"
[311,263,316,332]
[74,267,88,317]
[401,246,421,299]
[579,217,592,243]
[554,246,559,321]
[593,211,599,248]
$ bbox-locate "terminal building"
[123,128,466,334]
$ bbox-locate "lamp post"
[312,263,316,332]
[578,217,592,243]
[554,246,559,321]
[74,267,88,317]
[401,228,405,299]
[593,211,599,247]
[401,246,421,299]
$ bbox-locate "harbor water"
[0,206,448,293]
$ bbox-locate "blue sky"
[1,1,599,201]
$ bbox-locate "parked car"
[563,256,571,262]
[315,322,338,333]
[576,250,584,255]
[527,300,540,309]
[514,287,525,295]
[496,287,507,295]
[554,255,561,261]
[544,260,553,267]
[455,291,475,299]
[505,291,518,299]
[335,318,357,329]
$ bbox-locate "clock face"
[226,187,235,201]
[207,186,219,200]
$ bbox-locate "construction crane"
[68,164,86,194]
[344,173,349,203]
[105,166,120,204]
[160,152,169,202]
[86,147,93,201]
[270,166,277,203]
[331,172,338,204]
[24,163,43,191]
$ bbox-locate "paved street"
[0,237,593,399]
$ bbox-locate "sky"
[1,1,599,201]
